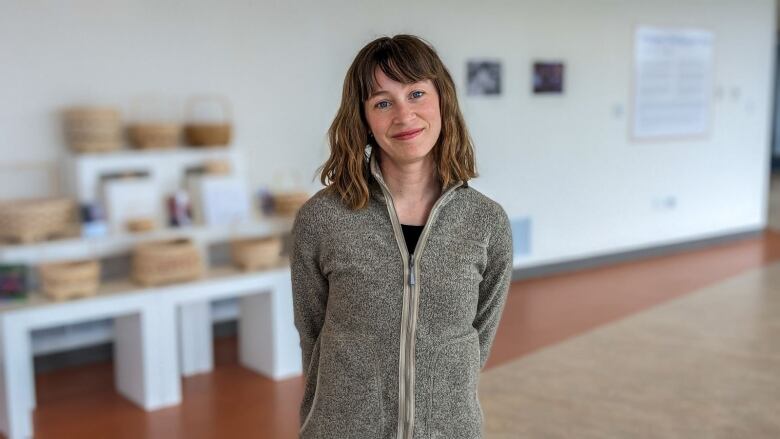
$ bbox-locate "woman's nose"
[393,101,416,123]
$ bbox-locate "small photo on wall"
[533,61,565,94]
[467,60,502,96]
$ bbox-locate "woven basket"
[184,96,232,147]
[203,159,231,175]
[39,260,100,301]
[184,123,231,147]
[127,123,181,149]
[63,107,122,153]
[272,191,309,217]
[126,217,156,233]
[0,197,80,243]
[230,236,282,271]
[132,238,203,286]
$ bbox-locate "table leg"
[177,301,213,377]
[0,317,34,439]
[114,304,181,410]
[238,277,301,380]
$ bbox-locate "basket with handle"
[126,95,182,149]
[131,238,203,286]
[127,122,181,149]
[39,260,100,301]
[183,95,232,147]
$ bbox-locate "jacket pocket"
[428,331,482,439]
[299,332,383,438]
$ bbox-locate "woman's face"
[363,67,441,166]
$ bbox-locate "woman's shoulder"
[456,185,512,249]
[294,187,337,220]
[457,185,509,224]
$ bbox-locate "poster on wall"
[467,60,502,96]
[632,26,715,140]
[533,61,565,94]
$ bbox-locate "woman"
[290,34,513,439]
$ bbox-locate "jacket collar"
[367,147,467,204]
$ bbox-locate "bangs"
[358,40,438,101]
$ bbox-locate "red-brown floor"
[20,230,780,439]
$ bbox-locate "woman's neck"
[378,151,441,225]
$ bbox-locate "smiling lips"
[392,128,424,140]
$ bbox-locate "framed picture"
[467,60,502,96]
[188,175,252,226]
[533,61,565,94]
[102,176,164,234]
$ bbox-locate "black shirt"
[401,223,424,255]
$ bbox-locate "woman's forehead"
[367,66,433,95]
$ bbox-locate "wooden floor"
[21,229,780,439]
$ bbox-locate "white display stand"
[0,284,180,439]
[171,266,300,379]
[0,265,301,439]
[0,148,304,439]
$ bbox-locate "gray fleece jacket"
[290,148,513,439]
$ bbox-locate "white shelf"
[0,215,294,265]
[63,146,246,204]
[70,146,234,160]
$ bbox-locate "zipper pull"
[409,255,415,286]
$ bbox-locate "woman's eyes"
[373,90,426,109]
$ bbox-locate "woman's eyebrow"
[367,90,389,100]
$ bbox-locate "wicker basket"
[184,96,232,147]
[127,123,181,149]
[203,159,231,175]
[272,191,310,217]
[230,236,282,271]
[184,124,231,147]
[132,238,203,286]
[0,197,80,243]
[39,260,100,301]
[63,107,122,153]
[126,217,156,233]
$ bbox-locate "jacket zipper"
[404,185,461,439]
[370,157,463,439]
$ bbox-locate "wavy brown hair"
[318,34,477,210]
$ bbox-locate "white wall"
[1,0,776,269]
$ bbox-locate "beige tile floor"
[479,185,780,438]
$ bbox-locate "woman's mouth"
[392,128,423,140]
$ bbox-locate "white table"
[0,264,301,439]
[0,284,180,439]
[165,264,301,379]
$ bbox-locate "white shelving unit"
[0,264,300,439]
[0,146,304,439]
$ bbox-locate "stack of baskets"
[132,238,203,286]
[0,197,80,243]
[230,236,282,271]
[39,260,100,301]
[272,191,309,217]
[63,107,122,153]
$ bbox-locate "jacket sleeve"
[290,204,329,378]
[473,207,513,370]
